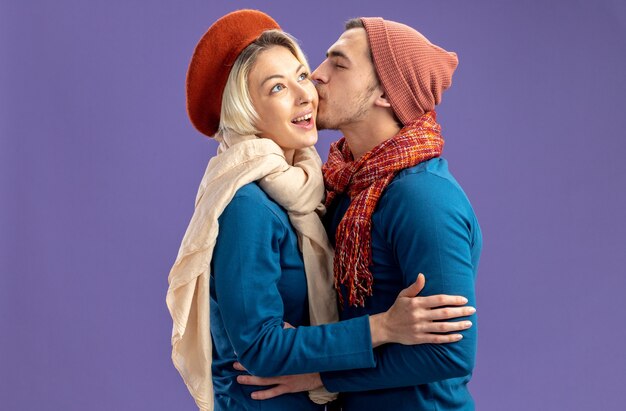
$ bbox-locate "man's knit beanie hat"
[360,17,458,124]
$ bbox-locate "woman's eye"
[298,72,309,81]
[270,84,285,94]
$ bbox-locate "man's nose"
[311,61,327,83]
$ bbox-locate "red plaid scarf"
[323,111,445,307]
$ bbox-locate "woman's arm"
[213,193,375,377]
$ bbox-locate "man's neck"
[341,120,401,160]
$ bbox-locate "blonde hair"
[218,30,310,136]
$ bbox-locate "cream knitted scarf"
[166,133,338,411]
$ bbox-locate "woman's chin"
[285,129,319,149]
[260,128,318,150]
[302,131,319,148]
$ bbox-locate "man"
[238,17,482,410]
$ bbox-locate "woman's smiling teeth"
[291,113,312,124]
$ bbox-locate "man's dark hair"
[344,18,364,30]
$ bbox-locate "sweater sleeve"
[212,193,375,378]
[321,173,478,392]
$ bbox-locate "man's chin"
[315,117,335,131]
[315,121,328,131]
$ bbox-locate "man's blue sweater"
[321,158,482,411]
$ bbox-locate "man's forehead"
[327,28,370,59]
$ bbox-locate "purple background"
[2,1,625,410]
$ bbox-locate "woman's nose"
[296,84,313,105]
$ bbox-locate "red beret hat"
[186,10,281,137]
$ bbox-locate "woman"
[166,9,474,411]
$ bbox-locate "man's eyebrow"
[326,50,349,61]
[261,64,305,86]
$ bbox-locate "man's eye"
[335,63,346,69]
[271,84,285,93]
